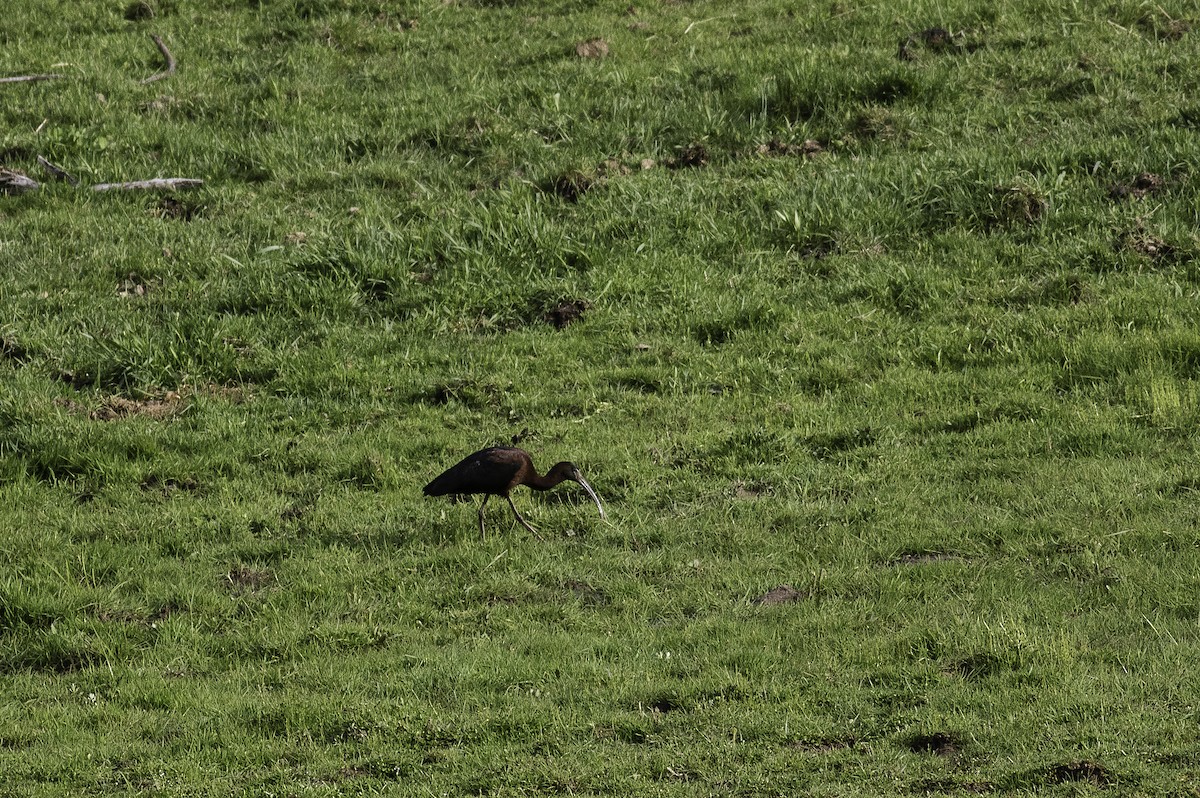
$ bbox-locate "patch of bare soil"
[733,480,771,499]
[199,383,252,404]
[908,731,962,758]
[545,157,650,201]
[944,652,1005,680]
[667,142,709,169]
[887,551,961,566]
[157,195,203,220]
[88,394,184,421]
[1048,760,1112,786]
[793,236,837,261]
[898,26,979,60]
[575,38,609,58]
[598,158,633,177]
[139,473,200,495]
[547,170,596,202]
[141,94,179,114]
[1160,18,1192,40]
[993,184,1047,226]
[565,579,609,606]
[755,138,823,158]
[1117,227,1178,263]
[1135,11,1192,41]
[117,272,155,298]
[790,736,857,753]
[1,336,30,365]
[124,0,155,20]
[913,778,993,794]
[1108,172,1165,201]
[94,602,179,627]
[751,584,807,605]
[852,106,901,140]
[543,298,591,329]
[225,565,273,594]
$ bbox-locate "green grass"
[3,0,1200,794]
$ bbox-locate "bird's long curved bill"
[576,477,607,520]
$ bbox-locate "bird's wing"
[423,447,525,496]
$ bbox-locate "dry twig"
[91,178,203,192]
[139,34,177,84]
[0,74,62,85]
[0,169,40,195]
[37,156,79,186]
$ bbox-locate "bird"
[423,446,606,539]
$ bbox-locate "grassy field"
[2,0,1200,794]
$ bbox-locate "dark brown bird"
[423,446,606,539]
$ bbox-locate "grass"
[2,0,1200,794]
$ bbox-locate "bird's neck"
[527,472,566,491]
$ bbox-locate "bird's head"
[547,461,607,520]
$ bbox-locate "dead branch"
[37,156,79,186]
[0,74,63,85]
[139,34,177,84]
[91,178,203,192]
[0,169,40,195]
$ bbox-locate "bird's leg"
[477,494,490,541]
[506,494,544,541]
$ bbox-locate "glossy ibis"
[423,446,606,539]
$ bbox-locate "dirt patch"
[543,298,591,329]
[944,652,1005,680]
[1117,228,1178,263]
[792,236,837,261]
[805,427,875,459]
[225,565,273,594]
[667,142,709,169]
[141,94,179,114]
[641,694,682,713]
[95,602,179,627]
[733,480,771,499]
[1048,760,1112,786]
[1,336,30,365]
[887,550,961,566]
[790,737,856,753]
[992,184,1047,226]
[139,473,200,495]
[907,731,962,758]
[546,157,641,202]
[755,138,823,158]
[117,273,154,298]
[852,106,901,140]
[124,0,155,20]
[575,38,609,58]
[1135,11,1192,41]
[1160,18,1192,40]
[200,383,252,404]
[546,170,596,202]
[87,394,184,421]
[1109,172,1165,201]
[598,158,633,177]
[913,778,993,794]
[751,584,807,605]
[898,27,972,60]
[157,195,203,220]
[564,578,609,606]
